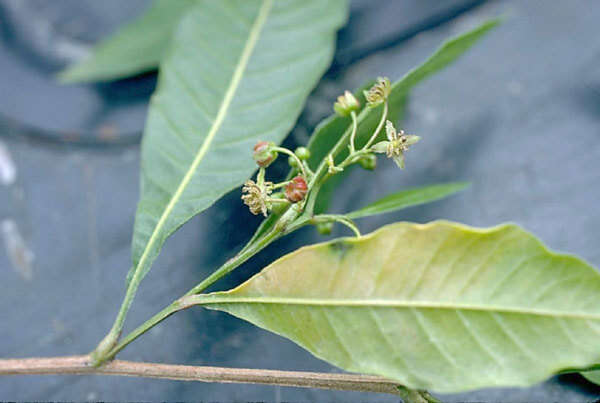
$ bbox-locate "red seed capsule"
[253,141,277,167]
[285,176,308,203]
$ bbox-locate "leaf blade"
[188,221,600,393]
[346,182,469,219]
[582,370,600,385]
[58,0,196,83]
[128,0,347,287]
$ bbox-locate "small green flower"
[363,77,391,107]
[333,91,360,116]
[241,179,273,216]
[372,121,420,169]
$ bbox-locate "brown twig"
[0,355,415,397]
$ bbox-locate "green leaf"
[127,0,347,292]
[582,370,600,385]
[58,0,196,83]
[346,182,469,219]
[186,221,600,393]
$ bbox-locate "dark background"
[1,0,600,401]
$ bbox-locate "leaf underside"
[193,221,600,393]
[128,0,347,285]
[58,0,196,83]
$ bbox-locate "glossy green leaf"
[187,221,600,393]
[346,182,469,219]
[582,370,600,385]
[127,0,347,291]
[58,0,196,83]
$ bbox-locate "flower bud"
[285,176,308,203]
[253,141,277,167]
[270,192,290,215]
[358,153,377,171]
[294,146,311,161]
[334,90,360,116]
[316,221,333,235]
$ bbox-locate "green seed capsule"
[359,153,377,170]
[294,146,311,161]
[288,155,299,168]
[316,221,333,235]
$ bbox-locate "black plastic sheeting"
[1,0,600,401]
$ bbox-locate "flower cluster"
[241,141,313,217]
[241,76,420,217]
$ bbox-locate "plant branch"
[272,146,307,178]
[0,355,418,397]
[349,110,358,153]
[365,101,388,149]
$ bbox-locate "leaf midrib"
[134,0,273,274]
[194,296,600,320]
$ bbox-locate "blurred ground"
[1,0,600,401]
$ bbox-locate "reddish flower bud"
[285,176,308,203]
[253,141,277,167]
